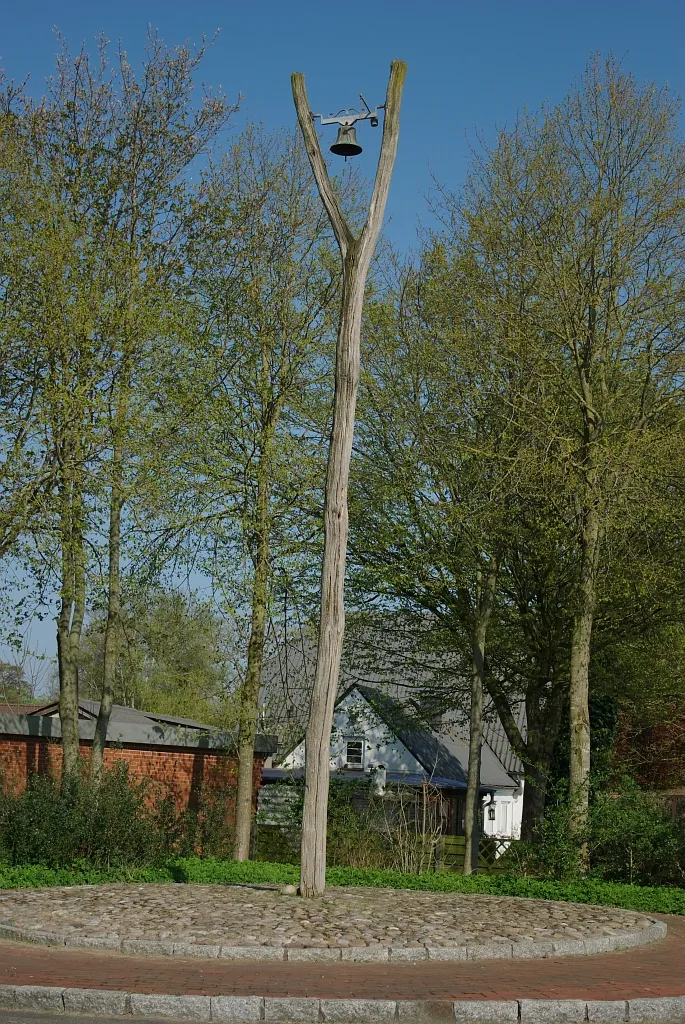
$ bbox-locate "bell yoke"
[312,93,383,159]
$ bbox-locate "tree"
[176,125,342,859]
[3,34,234,784]
[74,35,235,788]
[350,257,523,865]
[456,58,685,855]
[0,86,57,562]
[0,662,35,705]
[292,61,406,896]
[79,590,230,722]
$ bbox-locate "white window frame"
[344,737,365,769]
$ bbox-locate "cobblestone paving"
[0,884,657,952]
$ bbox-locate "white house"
[276,685,523,839]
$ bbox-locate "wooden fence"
[435,836,514,874]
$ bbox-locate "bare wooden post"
[292,61,406,897]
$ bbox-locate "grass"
[0,858,683,915]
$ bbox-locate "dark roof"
[28,699,214,731]
[21,699,277,754]
[263,767,477,791]
[260,624,526,779]
[0,703,43,716]
[483,705,526,775]
[353,685,515,790]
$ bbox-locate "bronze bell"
[330,125,362,158]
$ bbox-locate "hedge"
[0,858,683,915]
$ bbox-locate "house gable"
[280,688,426,775]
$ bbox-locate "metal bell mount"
[312,93,383,160]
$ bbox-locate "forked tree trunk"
[568,502,601,864]
[233,462,271,860]
[292,61,406,897]
[463,566,497,876]
[90,434,124,789]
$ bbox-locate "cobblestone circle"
[0,884,664,961]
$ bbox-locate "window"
[345,739,364,768]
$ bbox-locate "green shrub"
[510,776,685,886]
[590,781,685,885]
[0,856,683,915]
[0,763,235,868]
[255,777,441,872]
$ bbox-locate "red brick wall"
[614,708,685,791]
[0,735,265,822]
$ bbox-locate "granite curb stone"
[2,986,685,1022]
[466,942,514,959]
[427,946,468,960]
[452,1001,519,1021]
[396,1000,455,1021]
[210,995,262,1021]
[586,1000,628,1021]
[173,943,221,958]
[67,934,122,950]
[219,945,285,960]
[263,995,321,1021]
[628,996,685,1021]
[340,945,389,962]
[130,994,211,1019]
[511,941,556,959]
[390,946,428,960]
[320,997,397,1020]
[0,985,65,1012]
[122,940,176,956]
[63,987,130,1015]
[519,999,588,1023]
[286,946,342,961]
[0,920,667,962]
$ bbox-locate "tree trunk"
[90,435,123,790]
[57,460,86,783]
[518,684,563,841]
[485,670,565,842]
[292,61,406,898]
[463,666,483,875]
[520,761,548,840]
[463,566,497,875]
[568,503,601,862]
[233,462,270,861]
[299,260,364,896]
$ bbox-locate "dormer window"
[345,739,364,769]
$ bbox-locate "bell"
[330,125,362,159]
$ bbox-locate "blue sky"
[2,0,684,253]
[2,0,684,676]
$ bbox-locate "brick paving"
[0,914,682,1002]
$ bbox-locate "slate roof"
[20,699,277,754]
[483,705,526,776]
[263,767,481,791]
[352,685,516,791]
[27,699,213,731]
[261,626,526,785]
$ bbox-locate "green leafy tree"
[453,57,685,858]
[159,126,342,858]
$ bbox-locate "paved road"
[1,914,683,1002]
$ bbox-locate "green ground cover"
[0,858,683,915]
